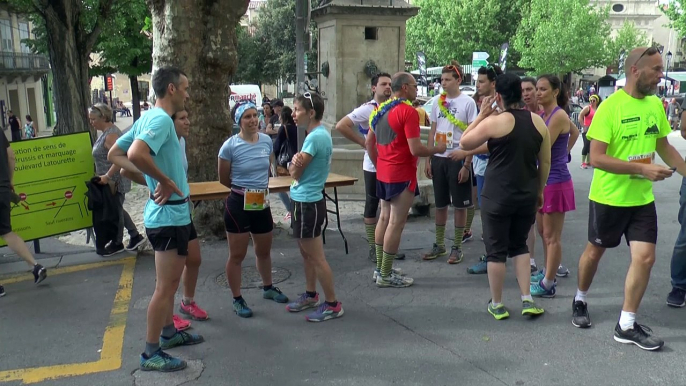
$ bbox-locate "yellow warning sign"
[1,132,94,246]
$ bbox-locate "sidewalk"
[1,134,686,386]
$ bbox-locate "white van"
[229,84,263,110]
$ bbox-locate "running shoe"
[522,300,544,316]
[283,213,291,222]
[462,229,473,243]
[467,255,487,274]
[572,300,591,328]
[376,273,414,288]
[179,301,209,320]
[447,247,464,264]
[140,349,187,372]
[160,330,205,350]
[32,264,47,284]
[172,315,191,331]
[556,265,570,277]
[372,268,404,281]
[368,246,377,262]
[286,293,319,312]
[530,270,545,283]
[667,287,686,308]
[487,301,509,320]
[263,286,289,303]
[613,322,664,351]
[395,252,406,260]
[306,301,344,322]
[0,285,5,297]
[233,298,253,318]
[421,243,446,260]
[530,264,538,274]
[530,280,556,298]
[100,242,126,257]
[126,234,146,251]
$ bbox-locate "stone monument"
[311,0,419,127]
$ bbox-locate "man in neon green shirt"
[572,47,686,351]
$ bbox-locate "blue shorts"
[376,180,419,201]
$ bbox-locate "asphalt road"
[2,131,686,386]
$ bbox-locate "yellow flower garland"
[438,92,468,131]
[368,98,413,132]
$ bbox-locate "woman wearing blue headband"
[218,101,290,318]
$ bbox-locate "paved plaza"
[2,134,686,386]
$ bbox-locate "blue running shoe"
[467,255,487,274]
[233,298,253,318]
[140,349,187,372]
[530,279,556,298]
[530,270,545,283]
[263,286,289,303]
[160,330,205,350]
[306,302,344,322]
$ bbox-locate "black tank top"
[481,109,543,206]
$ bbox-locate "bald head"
[391,72,415,92]
[626,46,659,78]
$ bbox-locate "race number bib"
[435,131,454,149]
[244,189,269,211]
[628,152,654,180]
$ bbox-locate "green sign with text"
[0,132,94,246]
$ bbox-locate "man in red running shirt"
[366,72,446,288]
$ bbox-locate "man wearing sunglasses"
[335,73,405,263]
[573,47,686,351]
[422,62,478,265]
[366,72,446,287]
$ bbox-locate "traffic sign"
[472,59,488,68]
[473,52,489,60]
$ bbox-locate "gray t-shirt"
[92,126,131,194]
[218,133,272,189]
[668,102,679,117]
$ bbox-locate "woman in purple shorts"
[531,75,579,298]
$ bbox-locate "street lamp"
[666,51,673,95]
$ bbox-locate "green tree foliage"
[91,0,152,77]
[605,20,649,67]
[233,24,268,85]
[246,0,317,84]
[661,2,686,40]
[406,0,526,68]
[513,0,611,75]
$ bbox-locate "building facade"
[0,5,50,138]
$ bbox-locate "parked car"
[460,86,476,97]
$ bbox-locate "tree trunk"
[147,0,248,237]
[39,0,115,136]
[130,75,141,122]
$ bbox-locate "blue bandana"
[235,102,257,124]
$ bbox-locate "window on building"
[612,3,625,12]
[18,22,30,54]
[0,20,12,52]
[364,27,378,40]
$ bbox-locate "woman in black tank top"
[459,73,552,320]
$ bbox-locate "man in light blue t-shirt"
[285,92,343,323]
[108,67,203,373]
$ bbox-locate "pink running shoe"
[173,314,191,331]
[179,301,209,321]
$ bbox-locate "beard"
[636,73,657,96]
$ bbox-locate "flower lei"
[369,98,413,132]
[438,92,468,132]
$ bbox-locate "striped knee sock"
[453,226,465,250]
[435,225,446,247]
[365,223,376,248]
[376,244,383,271]
[465,206,475,231]
[381,251,396,277]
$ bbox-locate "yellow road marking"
[0,257,136,384]
[0,257,134,285]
